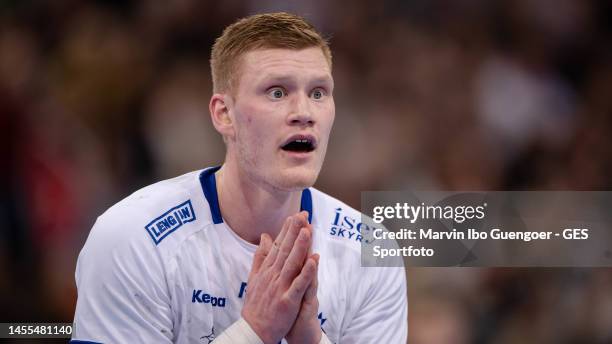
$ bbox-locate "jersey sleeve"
[72,213,174,343]
[340,266,408,343]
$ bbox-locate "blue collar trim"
[199,167,313,225]
[199,166,223,224]
[301,188,313,223]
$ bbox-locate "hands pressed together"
[241,212,322,344]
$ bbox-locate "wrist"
[241,313,280,344]
[312,328,322,344]
[286,323,321,344]
[213,317,265,344]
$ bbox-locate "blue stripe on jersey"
[301,188,313,224]
[199,166,223,224]
[199,166,313,224]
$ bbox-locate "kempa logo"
[192,290,226,307]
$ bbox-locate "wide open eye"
[267,87,287,99]
[310,88,326,100]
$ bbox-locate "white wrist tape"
[212,317,264,344]
[319,331,333,344]
[213,317,332,344]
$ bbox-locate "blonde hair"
[210,12,332,93]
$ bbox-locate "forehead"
[236,47,332,85]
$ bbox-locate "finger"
[303,254,319,305]
[292,212,311,252]
[279,227,312,284]
[296,211,309,226]
[306,222,314,255]
[249,234,272,278]
[286,256,317,301]
[263,216,293,267]
[276,215,294,245]
[273,216,303,272]
[276,212,306,247]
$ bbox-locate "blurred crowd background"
[1,0,611,343]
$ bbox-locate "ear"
[209,93,235,140]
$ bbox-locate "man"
[72,12,407,343]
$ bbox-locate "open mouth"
[281,136,316,153]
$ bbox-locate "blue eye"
[268,87,286,99]
[311,88,325,100]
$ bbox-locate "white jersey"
[72,167,407,343]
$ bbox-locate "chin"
[274,166,319,191]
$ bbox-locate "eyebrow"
[261,74,333,86]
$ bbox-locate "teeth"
[282,137,315,152]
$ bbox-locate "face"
[225,47,335,191]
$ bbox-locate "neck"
[215,161,303,244]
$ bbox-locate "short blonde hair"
[210,12,332,93]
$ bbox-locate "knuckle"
[269,270,281,283]
[289,260,302,274]
[277,297,292,313]
[277,251,290,263]
[312,299,319,309]
[292,282,305,296]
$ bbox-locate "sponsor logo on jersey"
[192,290,226,307]
[238,281,248,299]
[201,327,215,343]
[318,312,327,327]
[330,208,376,242]
[145,200,196,244]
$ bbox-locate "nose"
[287,93,314,126]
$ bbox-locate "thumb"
[303,254,319,304]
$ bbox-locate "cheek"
[321,105,335,134]
[242,103,280,137]
[236,107,271,150]
[234,103,257,136]
[241,107,254,126]
[238,100,266,127]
